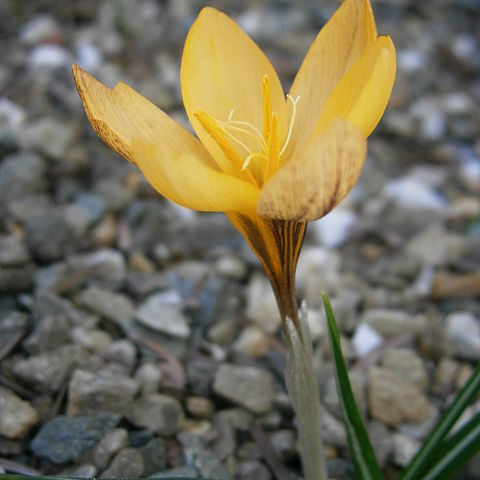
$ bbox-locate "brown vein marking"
[230,213,307,330]
[72,65,134,164]
[233,213,274,274]
[325,171,342,216]
[267,219,306,329]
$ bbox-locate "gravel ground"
[0,0,479,479]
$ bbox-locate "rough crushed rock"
[0,0,479,479]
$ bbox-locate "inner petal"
[194,76,299,188]
[181,8,288,171]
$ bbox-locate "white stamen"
[221,127,254,156]
[221,121,268,151]
[241,152,265,171]
[279,95,300,156]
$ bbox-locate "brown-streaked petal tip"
[258,119,367,222]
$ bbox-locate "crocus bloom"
[73,0,395,328]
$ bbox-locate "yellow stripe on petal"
[287,0,377,157]
[258,120,366,222]
[131,140,260,213]
[72,64,216,169]
[314,36,396,137]
[181,7,288,167]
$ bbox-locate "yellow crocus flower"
[73,0,396,328]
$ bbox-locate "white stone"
[29,44,72,68]
[135,363,162,394]
[407,224,464,267]
[312,208,357,248]
[0,97,25,129]
[384,177,448,211]
[351,323,383,357]
[215,255,247,279]
[21,118,75,159]
[233,326,271,358]
[452,34,476,59]
[245,273,281,334]
[445,312,480,361]
[135,293,190,338]
[20,15,61,45]
[75,41,102,72]
[296,246,341,293]
[398,49,426,73]
[442,92,472,115]
[305,307,325,342]
[460,155,480,188]
[393,433,420,467]
[0,387,39,438]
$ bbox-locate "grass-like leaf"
[322,293,383,480]
[420,411,480,480]
[399,363,480,480]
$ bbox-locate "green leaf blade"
[420,412,480,480]
[399,363,480,480]
[322,293,383,480]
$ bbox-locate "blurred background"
[0,1,479,479]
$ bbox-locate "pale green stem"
[284,301,328,480]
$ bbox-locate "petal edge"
[258,120,367,221]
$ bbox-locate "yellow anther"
[262,75,273,141]
[194,83,300,188]
[265,111,279,181]
[194,110,246,171]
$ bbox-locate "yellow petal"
[287,0,377,157]
[131,140,260,213]
[314,36,396,137]
[181,7,287,172]
[73,65,259,213]
[258,120,366,222]
[72,64,217,168]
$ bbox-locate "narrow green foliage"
[420,412,480,480]
[400,363,480,480]
[322,293,383,480]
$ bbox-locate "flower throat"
[194,75,300,187]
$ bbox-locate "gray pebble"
[445,312,480,361]
[0,235,30,267]
[139,437,167,475]
[360,308,426,336]
[21,118,75,160]
[135,293,190,338]
[75,286,134,328]
[134,362,162,394]
[12,345,75,393]
[213,363,274,414]
[30,413,120,464]
[126,394,184,436]
[25,210,76,263]
[369,367,431,427]
[93,428,129,471]
[381,348,429,391]
[0,152,46,203]
[0,387,39,439]
[67,369,139,416]
[23,315,70,354]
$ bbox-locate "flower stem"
[225,214,326,477]
[285,303,328,480]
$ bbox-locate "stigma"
[194,75,299,187]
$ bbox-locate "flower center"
[194,75,299,187]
